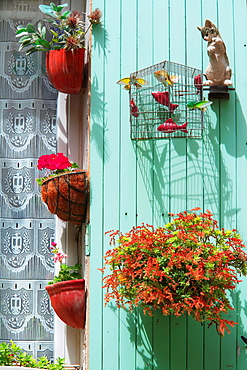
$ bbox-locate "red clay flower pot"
[46,279,86,329]
[41,171,88,225]
[46,49,85,94]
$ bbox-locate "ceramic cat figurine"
[198,20,232,86]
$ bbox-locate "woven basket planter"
[41,171,88,224]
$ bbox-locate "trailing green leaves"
[0,340,65,369]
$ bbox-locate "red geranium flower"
[36,153,79,185]
[37,153,72,171]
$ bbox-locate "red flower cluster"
[101,208,247,336]
[37,153,72,171]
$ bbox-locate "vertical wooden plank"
[153,0,170,64]
[152,140,171,226]
[135,1,156,367]
[136,0,155,225]
[118,0,138,368]
[185,1,204,369]
[153,312,170,369]
[152,1,172,368]
[170,316,187,370]
[232,1,247,369]
[89,0,106,368]
[200,2,221,369]
[217,1,238,368]
[203,103,222,370]
[101,0,123,368]
[168,1,188,369]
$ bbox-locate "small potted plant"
[16,3,102,94]
[45,242,86,330]
[36,152,88,224]
[0,340,65,369]
[101,208,247,336]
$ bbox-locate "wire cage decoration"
[129,61,204,140]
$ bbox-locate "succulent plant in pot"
[101,208,247,336]
[16,3,102,93]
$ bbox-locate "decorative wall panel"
[0,0,57,359]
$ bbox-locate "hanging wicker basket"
[41,171,88,224]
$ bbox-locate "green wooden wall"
[89,0,247,368]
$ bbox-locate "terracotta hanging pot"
[46,279,86,329]
[46,49,85,94]
[41,171,88,225]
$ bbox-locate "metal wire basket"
[129,61,204,140]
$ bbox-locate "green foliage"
[36,163,79,186]
[16,2,84,55]
[0,340,65,369]
[16,3,102,55]
[48,263,82,285]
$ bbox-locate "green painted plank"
[135,140,155,225]
[204,328,221,370]
[100,0,126,368]
[153,0,170,63]
[88,60,106,370]
[198,4,221,369]
[214,15,238,369]
[89,0,108,369]
[169,0,186,64]
[135,0,155,226]
[185,3,205,366]
[118,0,139,368]
[135,311,155,370]
[135,1,156,368]
[136,0,155,69]
[217,0,235,87]
[153,313,170,370]
[186,0,203,69]
[167,2,188,369]
[187,317,204,370]
[152,140,171,227]
[202,101,220,217]
[170,316,187,370]
[203,103,222,370]
[233,1,247,369]
[185,0,204,212]
[200,0,218,74]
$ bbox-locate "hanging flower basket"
[46,279,86,329]
[46,49,85,94]
[41,170,88,224]
[101,208,247,336]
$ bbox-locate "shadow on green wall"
[133,95,243,229]
[92,22,110,57]
[90,75,111,162]
[105,281,247,368]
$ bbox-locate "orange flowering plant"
[101,208,247,335]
